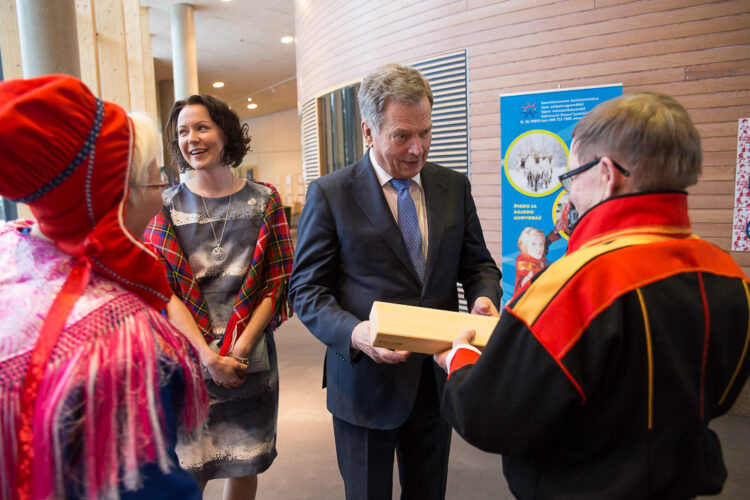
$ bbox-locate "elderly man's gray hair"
[357,64,433,134]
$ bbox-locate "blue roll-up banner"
[500,84,622,301]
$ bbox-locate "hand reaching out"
[434,329,477,371]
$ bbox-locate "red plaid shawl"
[144,182,294,355]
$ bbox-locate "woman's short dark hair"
[165,94,251,172]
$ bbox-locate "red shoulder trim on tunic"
[515,237,746,361]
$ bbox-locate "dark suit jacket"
[289,153,501,429]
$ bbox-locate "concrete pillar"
[16,0,80,78]
[170,3,198,101]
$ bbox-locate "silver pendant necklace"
[200,192,232,262]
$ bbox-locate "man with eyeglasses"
[435,92,750,499]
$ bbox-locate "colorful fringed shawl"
[0,223,208,500]
[144,182,294,356]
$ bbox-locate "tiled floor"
[204,316,750,499]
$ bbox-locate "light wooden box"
[369,301,499,354]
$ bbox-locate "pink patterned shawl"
[0,223,208,500]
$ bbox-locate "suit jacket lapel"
[348,154,421,283]
[422,163,446,285]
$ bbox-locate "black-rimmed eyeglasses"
[558,157,630,192]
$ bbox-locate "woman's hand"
[167,295,247,387]
[204,352,246,388]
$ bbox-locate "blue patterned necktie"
[391,178,425,283]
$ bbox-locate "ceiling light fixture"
[281,36,294,44]
[228,76,296,109]
[212,81,225,88]
[247,103,258,109]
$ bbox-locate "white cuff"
[445,343,482,372]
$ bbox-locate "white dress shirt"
[369,148,429,259]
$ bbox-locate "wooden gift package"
[369,301,499,354]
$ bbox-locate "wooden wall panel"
[75,0,99,93]
[295,0,750,277]
[93,0,130,107]
[78,1,157,120]
[122,0,145,113]
[0,0,23,80]
[140,7,158,125]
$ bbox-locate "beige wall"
[295,0,750,275]
[241,108,304,206]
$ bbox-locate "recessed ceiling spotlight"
[247,97,253,102]
[247,103,258,109]
[221,0,232,3]
[281,36,294,44]
[212,81,224,88]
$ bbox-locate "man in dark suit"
[289,64,501,500]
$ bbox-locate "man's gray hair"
[358,64,433,134]
[572,93,702,191]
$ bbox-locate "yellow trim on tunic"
[512,232,686,325]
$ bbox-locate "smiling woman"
[176,104,228,173]
[145,93,294,500]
